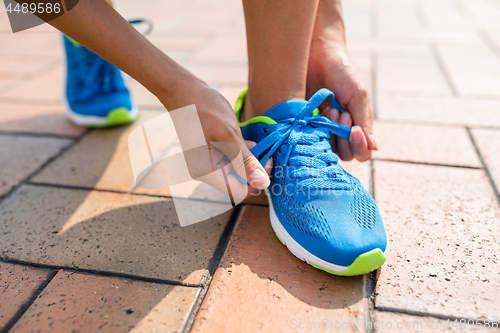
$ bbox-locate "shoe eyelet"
[262,127,268,134]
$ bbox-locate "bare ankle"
[242,86,305,121]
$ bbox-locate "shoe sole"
[266,190,387,276]
[65,106,139,128]
[62,66,139,128]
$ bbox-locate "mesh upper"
[350,185,377,230]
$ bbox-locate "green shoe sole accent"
[310,248,386,276]
[88,108,137,128]
[235,86,321,126]
[65,35,82,48]
[275,233,285,245]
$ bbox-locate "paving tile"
[344,9,372,40]
[420,0,474,35]
[470,128,500,192]
[351,55,373,98]
[377,53,452,95]
[0,135,72,196]
[190,37,247,64]
[31,110,164,192]
[0,33,57,59]
[0,262,54,331]
[0,184,231,284]
[348,40,432,58]
[461,0,500,31]
[0,66,64,104]
[374,161,500,320]
[436,40,500,97]
[9,270,199,333]
[0,102,86,137]
[374,312,495,332]
[373,121,481,167]
[187,64,247,87]
[0,78,24,95]
[378,1,426,40]
[377,94,500,127]
[191,206,367,333]
[0,59,55,79]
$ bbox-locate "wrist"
[312,0,347,48]
[154,68,209,111]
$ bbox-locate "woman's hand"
[158,79,271,200]
[307,0,378,162]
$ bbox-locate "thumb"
[219,137,270,190]
[241,144,270,189]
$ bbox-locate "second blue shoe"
[63,35,138,127]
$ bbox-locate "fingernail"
[351,126,363,145]
[369,134,379,150]
[248,168,270,189]
[264,159,273,175]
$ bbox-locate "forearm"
[313,0,346,47]
[49,0,202,107]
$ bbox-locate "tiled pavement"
[1,0,500,332]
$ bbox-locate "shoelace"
[250,89,353,190]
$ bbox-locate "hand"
[158,79,271,199]
[306,0,377,162]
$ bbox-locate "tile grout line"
[371,52,378,120]
[365,159,377,333]
[376,91,500,101]
[26,130,92,183]
[0,129,91,204]
[414,3,428,31]
[370,0,379,40]
[466,127,500,206]
[0,131,82,140]
[429,42,459,96]
[375,306,499,325]
[372,118,500,130]
[181,204,244,333]
[372,158,482,170]
[26,181,242,206]
[0,257,201,288]
[0,267,58,333]
[479,30,500,60]
[0,61,62,97]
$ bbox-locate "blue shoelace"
[250,89,353,190]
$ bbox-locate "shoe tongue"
[263,100,308,121]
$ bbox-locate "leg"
[237,0,388,276]
[242,0,320,121]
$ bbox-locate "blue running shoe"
[63,35,138,127]
[236,88,388,276]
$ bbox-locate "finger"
[336,112,354,161]
[219,137,270,190]
[349,126,372,162]
[346,86,379,151]
[245,140,272,177]
[324,108,340,155]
